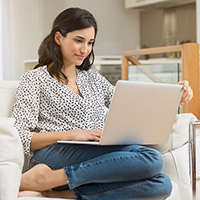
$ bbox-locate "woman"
[12,7,193,199]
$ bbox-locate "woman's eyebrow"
[75,35,95,41]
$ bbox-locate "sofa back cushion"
[0,81,19,117]
[0,117,24,200]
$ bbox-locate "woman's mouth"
[76,54,85,60]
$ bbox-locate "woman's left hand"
[177,80,193,105]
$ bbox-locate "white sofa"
[0,80,200,200]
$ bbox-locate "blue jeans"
[30,143,172,200]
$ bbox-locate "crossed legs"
[19,144,172,199]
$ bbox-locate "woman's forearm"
[30,130,76,151]
[30,129,102,151]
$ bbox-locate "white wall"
[2,0,140,80]
[64,0,140,56]
[3,0,42,80]
[40,0,66,38]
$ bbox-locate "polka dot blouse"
[12,66,115,158]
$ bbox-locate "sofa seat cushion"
[163,144,191,199]
[166,181,180,200]
[0,117,24,200]
[18,197,73,200]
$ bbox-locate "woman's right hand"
[73,130,102,142]
[30,129,102,151]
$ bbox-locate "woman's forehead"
[67,27,95,40]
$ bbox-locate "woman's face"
[55,27,95,68]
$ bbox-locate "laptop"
[57,80,183,145]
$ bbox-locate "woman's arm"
[30,129,102,151]
[12,72,41,157]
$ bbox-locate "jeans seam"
[79,155,135,169]
[64,167,74,189]
[78,155,143,172]
[80,180,151,199]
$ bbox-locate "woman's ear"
[54,31,62,45]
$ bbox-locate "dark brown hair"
[34,7,98,83]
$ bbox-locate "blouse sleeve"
[12,71,40,158]
[90,70,115,108]
[101,76,115,108]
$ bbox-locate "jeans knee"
[144,148,164,175]
[155,173,172,198]
[153,150,164,170]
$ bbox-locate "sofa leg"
[189,120,200,200]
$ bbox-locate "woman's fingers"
[177,81,193,105]
[74,130,102,141]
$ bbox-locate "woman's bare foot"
[20,164,52,191]
[18,190,75,199]
[20,164,68,192]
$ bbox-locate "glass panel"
[128,63,181,84]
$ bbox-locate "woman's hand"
[73,130,102,141]
[31,130,102,151]
[177,80,193,105]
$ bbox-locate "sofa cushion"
[166,181,180,200]
[162,143,192,200]
[0,117,24,200]
[18,197,72,200]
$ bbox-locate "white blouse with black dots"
[12,66,115,158]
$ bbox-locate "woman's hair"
[34,7,98,83]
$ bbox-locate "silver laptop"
[57,80,183,145]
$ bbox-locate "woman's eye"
[75,39,82,43]
[88,41,94,46]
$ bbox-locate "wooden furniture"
[121,43,200,119]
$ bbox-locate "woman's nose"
[80,43,88,54]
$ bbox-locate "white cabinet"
[125,0,195,9]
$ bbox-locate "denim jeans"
[30,143,172,200]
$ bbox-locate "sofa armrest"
[0,118,24,200]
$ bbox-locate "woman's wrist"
[58,130,77,141]
[30,130,77,151]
